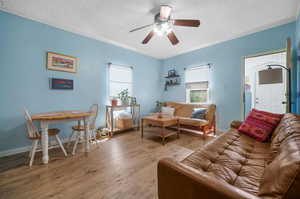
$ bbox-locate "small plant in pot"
[118,89,130,105]
[156,101,166,112]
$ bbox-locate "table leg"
[40,121,49,164]
[84,118,90,153]
[110,107,113,137]
[162,126,165,145]
[141,119,144,139]
[105,106,108,128]
[177,122,180,139]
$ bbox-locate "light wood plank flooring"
[0,130,217,199]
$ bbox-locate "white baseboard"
[0,138,71,158]
[0,145,32,158]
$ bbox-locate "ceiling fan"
[129,5,200,45]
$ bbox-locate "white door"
[254,71,286,114]
[244,51,287,115]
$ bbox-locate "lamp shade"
[258,68,283,84]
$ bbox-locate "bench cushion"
[178,117,208,127]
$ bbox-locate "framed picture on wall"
[47,52,78,73]
[50,78,74,90]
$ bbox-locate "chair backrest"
[24,108,39,138]
[89,104,99,127]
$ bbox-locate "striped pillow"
[238,109,283,142]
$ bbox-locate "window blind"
[185,65,210,83]
[109,64,133,97]
[186,81,208,89]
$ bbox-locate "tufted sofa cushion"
[258,113,300,199]
[181,129,270,195]
[270,113,300,161]
[158,113,300,199]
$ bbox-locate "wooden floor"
[0,130,217,199]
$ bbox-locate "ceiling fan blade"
[142,31,154,44]
[173,19,200,27]
[167,31,179,45]
[160,5,172,21]
[129,24,154,33]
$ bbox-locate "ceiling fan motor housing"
[155,13,170,24]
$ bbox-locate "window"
[109,64,133,98]
[185,65,210,104]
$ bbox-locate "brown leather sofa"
[166,102,216,136]
[158,113,300,199]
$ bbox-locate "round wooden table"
[31,111,92,164]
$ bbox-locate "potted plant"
[111,96,118,106]
[156,101,166,112]
[118,89,130,105]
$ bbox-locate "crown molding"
[0,6,298,60]
[162,17,296,60]
[0,7,157,59]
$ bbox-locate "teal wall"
[161,22,296,131]
[0,9,298,153]
[296,11,300,113]
[0,10,162,152]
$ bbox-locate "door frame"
[241,49,287,119]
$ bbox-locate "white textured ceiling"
[1,0,299,59]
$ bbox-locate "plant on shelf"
[118,89,130,105]
[156,101,166,112]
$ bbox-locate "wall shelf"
[164,75,180,78]
[164,69,181,91]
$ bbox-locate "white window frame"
[185,65,211,104]
[186,87,210,104]
[108,63,133,99]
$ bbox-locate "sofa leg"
[203,126,210,140]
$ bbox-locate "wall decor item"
[164,69,180,91]
[167,69,177,77]
[47,52,77,73]
[50,78,74,90]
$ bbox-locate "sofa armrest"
[158,158,260,199]
[230,120,243,129]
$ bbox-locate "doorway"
[244,51,287,117]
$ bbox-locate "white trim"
[241,50,288,118]
[162,17,296,60]
[0,145,31,158]
[0,137,71,158]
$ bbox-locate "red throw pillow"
[238,109,283,142]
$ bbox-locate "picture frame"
[50,78,74,90]
[47,52,78,73]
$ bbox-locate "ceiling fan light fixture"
[130,4,200,45]
[153,22,172,37]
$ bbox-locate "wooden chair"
[24,109,67,167]
[69,104,99,155]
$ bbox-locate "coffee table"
[141,114,180,145]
